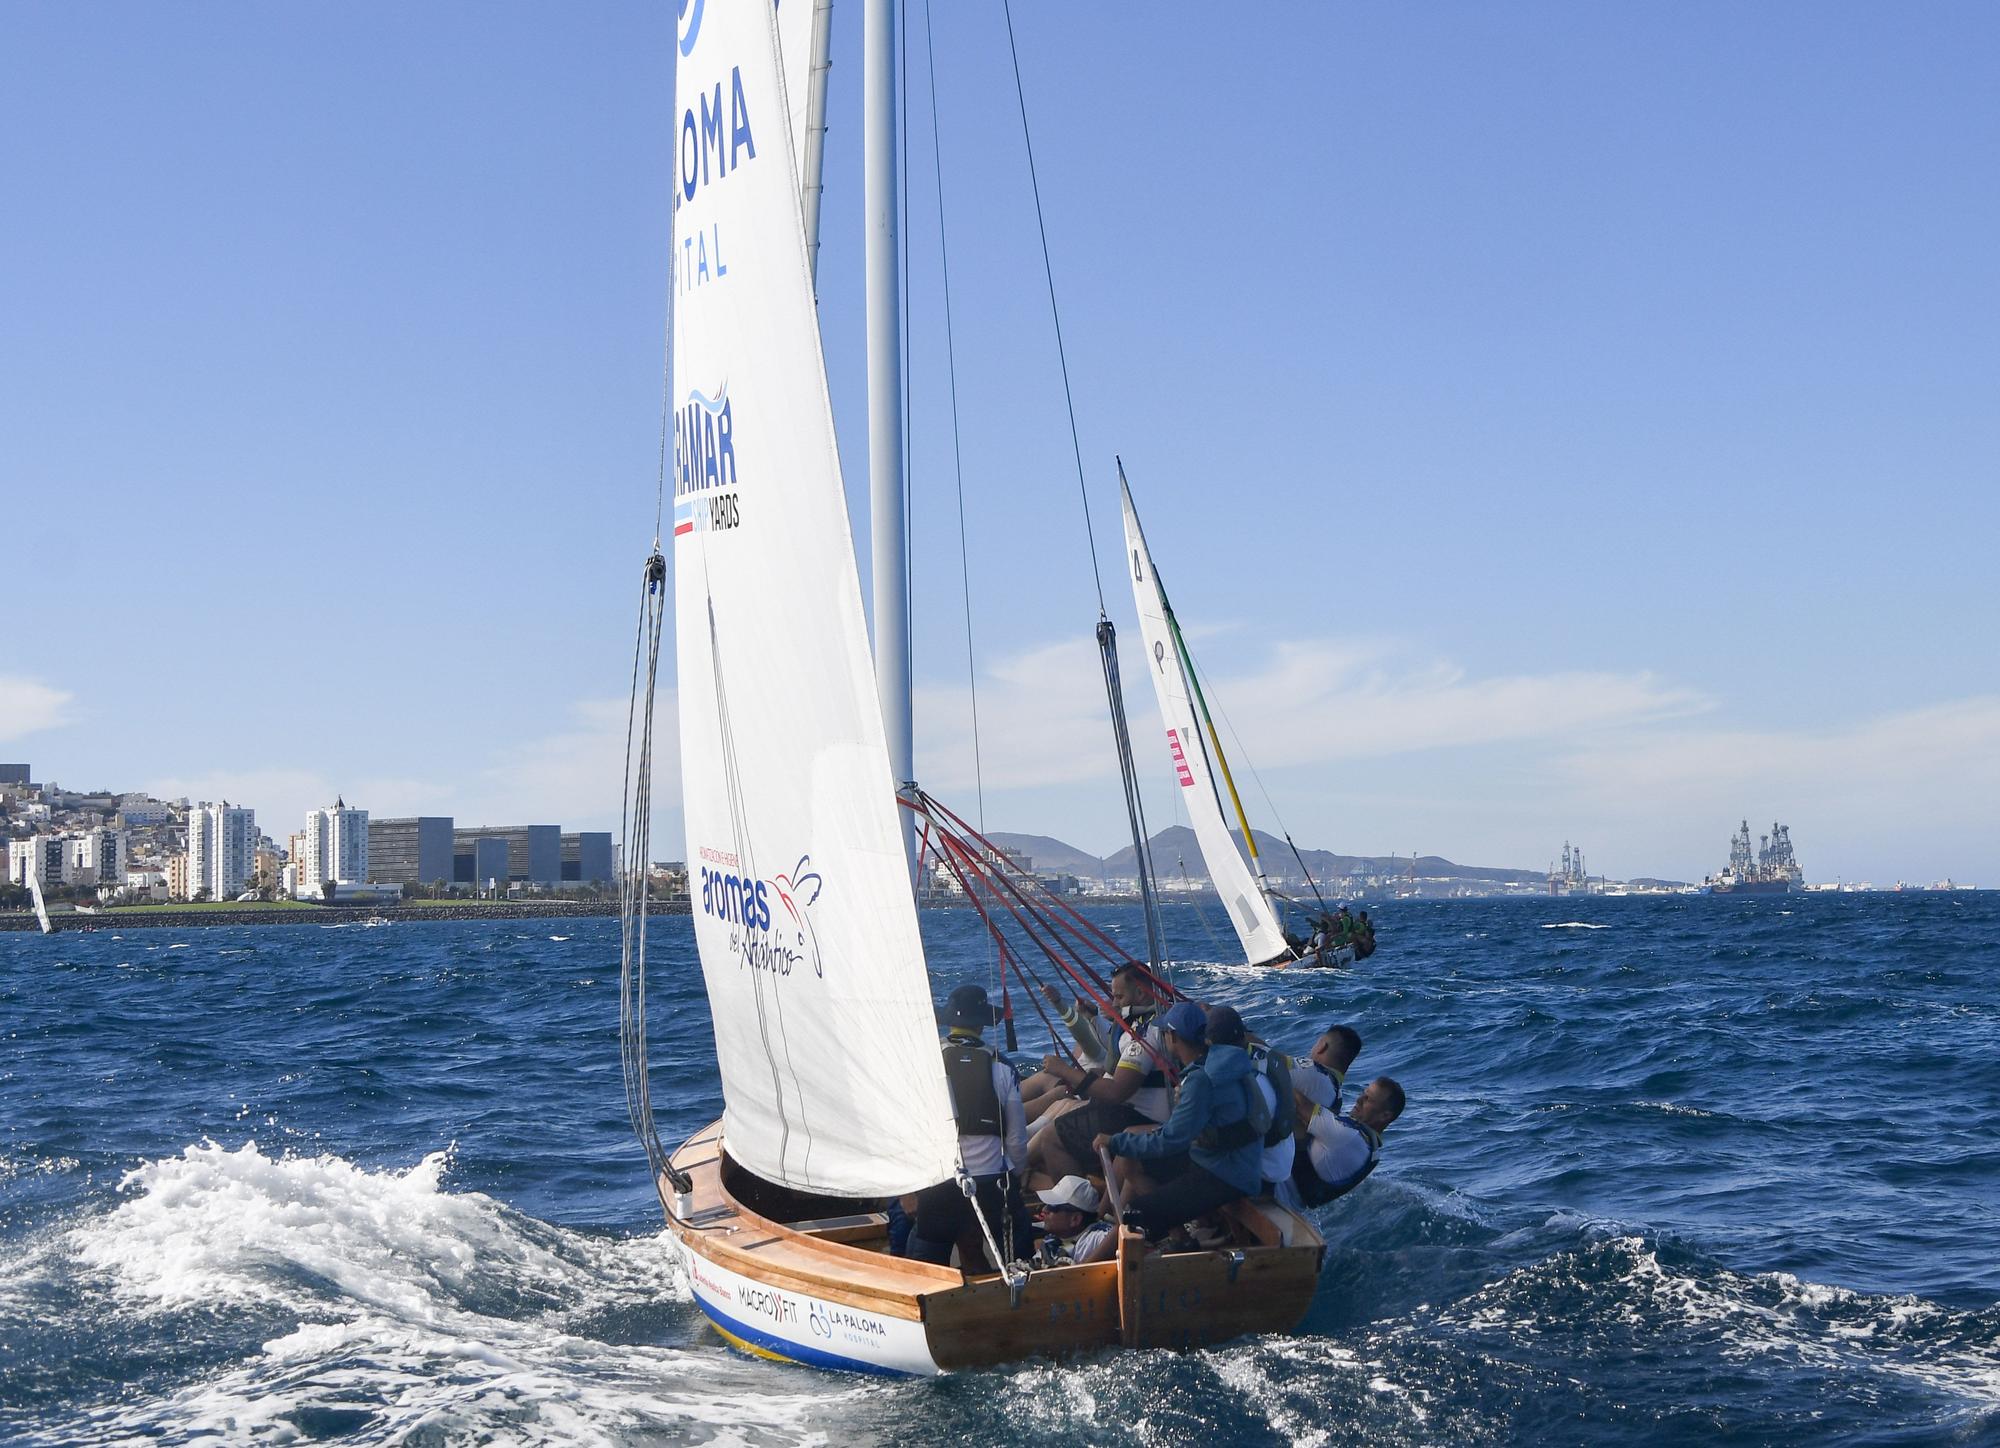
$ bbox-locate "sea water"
[2,894,1995,1445]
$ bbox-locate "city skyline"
[3,5,1995,883]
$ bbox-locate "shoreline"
[0,900,681,933]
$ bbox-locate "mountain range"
[985,826,1545,888]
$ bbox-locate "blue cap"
[1159,999,1207,1044]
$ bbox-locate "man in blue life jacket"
[1026,962,1172,1189]
[1094,1000,1266,1240]
[1293,1023,1362,1122]
[905,983,1033,1269]
[1282,1075,1405,1211]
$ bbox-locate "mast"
[801,0,834,284]
[865,0,916,883]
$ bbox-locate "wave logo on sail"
[677,0,705,56]
[674,385,743,538]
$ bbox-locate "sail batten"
[672,0,956,1197]
[1119,470,1293,964]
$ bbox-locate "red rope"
[903,793,1180,1082]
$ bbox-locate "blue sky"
[3,3,1995,884]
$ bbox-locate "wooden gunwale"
[666,1128,957,1322]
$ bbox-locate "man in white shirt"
[905,983,1032,1269]
[1284,1076,1405,1211]
[1292,1023,1361,1120]
[1030,1175,1116,1267]
[1027,963,1174,1187]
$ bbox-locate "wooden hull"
[664,1122,1324,1376]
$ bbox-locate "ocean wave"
[11,1141,841,1445]
[1541,922,1610,930]
[1432,1236,2000,1410]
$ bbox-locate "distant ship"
[1703,820,1804,895]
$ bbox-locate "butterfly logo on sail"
[697,850,827,980]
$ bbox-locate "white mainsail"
[671,0,958,1197]
[1119,474,1294,965]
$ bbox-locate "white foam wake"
[46,1141,852,1445]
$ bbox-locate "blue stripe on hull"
[693,1296,920,1378]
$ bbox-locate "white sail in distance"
[1119,472,1294,966]
[671,0,957,1197]
[28,870,53,934]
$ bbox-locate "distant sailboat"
[28,870,54,934]
[627,0,1323,1375]
[1118,466,1350,968]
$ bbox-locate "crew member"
[1284,1075,1404,1210]
[1028,962,1172,1186]
[1030,1175,1115,1267]
[1293,1023,1361,1121]
[905,983,1033,1269]
[1019,982,1114,1123]
[1094,1000,1266,1240]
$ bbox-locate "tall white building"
[297,799,369,896]
[66,828,127,888]
[186,802,256,900]
[7,837,65,888]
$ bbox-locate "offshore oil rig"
[1548,840,1592,896]
[1705,820,1803,894]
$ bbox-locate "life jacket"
[941,1036,1002,1139]
[1292,1114,1381,1207]
[1247,1042,1296,1149]
[1194,1061,1274,1153]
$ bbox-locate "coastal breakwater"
[0,900,692,933]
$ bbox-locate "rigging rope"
[619,550,682,1196]
[1096,618,1167,975]
[999,0,1106,615]
[923,0,987,837]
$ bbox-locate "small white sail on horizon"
[28,870,54,934]
[670,0,958,1198]
[1119,471,1295,966]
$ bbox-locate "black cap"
[937,982,1004,1029]
[1205,1004,1248,1048]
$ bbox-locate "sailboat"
[631,0,1323,1374]
[28,869,54,934]
[1118,468,1352,969]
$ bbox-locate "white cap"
[1036,1174,1102,1214]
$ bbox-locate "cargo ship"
[1702,820,1803,894]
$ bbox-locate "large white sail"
[1119,474,1294,965]
[671,0,957,1196]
